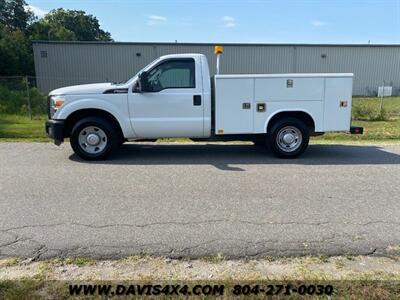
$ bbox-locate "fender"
[264,108,320,133]
[56,97,136,138]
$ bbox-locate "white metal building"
[33,41,400,95]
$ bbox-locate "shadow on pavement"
[69,143,400,170]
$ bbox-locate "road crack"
[1,219,400,233]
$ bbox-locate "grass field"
[315,119,400,142]
[0,97,399,143]
[317,96,400,142]
[0,114,48,142]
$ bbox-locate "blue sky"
[26,0,400,44]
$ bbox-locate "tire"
[267,117,310,158]
[70,117,119,160]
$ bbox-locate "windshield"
[115,57,161,85]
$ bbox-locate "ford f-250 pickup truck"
[46,49,362,160]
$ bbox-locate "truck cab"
[46,52,362,160]
[128,54,212,138]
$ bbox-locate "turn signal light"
[54,100,64,108]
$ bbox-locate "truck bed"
[213,73,353,135]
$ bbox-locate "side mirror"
[133,80,141,93]
[139,71,151,92]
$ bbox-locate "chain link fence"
[1,75,399,122]
[0,76,47,119]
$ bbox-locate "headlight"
[51,95,65,108]
[49,95,65,118]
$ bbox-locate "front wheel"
[70,117,119,160]
[267,118,310,158]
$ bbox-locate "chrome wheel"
[78,126,108,154]
[276,126,302,153]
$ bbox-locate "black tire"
[70,117,119,160]
[267,117,310,158]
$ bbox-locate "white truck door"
[128,57,204,138]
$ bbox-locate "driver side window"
[147,59,195,92]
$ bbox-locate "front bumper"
[45,119,65,145]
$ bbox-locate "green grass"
[312,119,400,142]
[0,114,49,142]
[63,257,95,267]
[313,96,400,142]
[0,97,399,143]
[353,96,400,117]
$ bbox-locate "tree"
[0,0,35,75]
[0,0,34,31]
[0,4,113,76]
[29,8,112,41]
[0,24,33,75]
[29,21,76,41]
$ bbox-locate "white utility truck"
[46,46,362,160]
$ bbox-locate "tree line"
[0,0,113,76]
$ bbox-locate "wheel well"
[64,109,124,139]
[267,111,315,133]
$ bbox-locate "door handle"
[242,102,251,109]
[193,95,201,106]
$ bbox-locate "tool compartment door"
[215,77,254,134]
[323,77,353,131]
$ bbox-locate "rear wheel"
[70,117,119,160]
[267,117,310,158]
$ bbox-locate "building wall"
[33,41,400,95]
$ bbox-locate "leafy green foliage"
[0,0,34,31]
[0,1,113,77]
[352,100,389,121]
[28,20,76,41]
[0,25,34,75]
[0,81,46,114]
[29,8,112,41]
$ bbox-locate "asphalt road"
[1,142,400,259]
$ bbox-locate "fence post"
[378,80,385,114]
[25,76,32,120]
